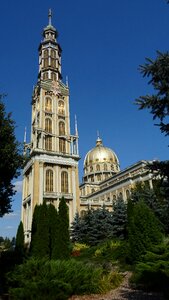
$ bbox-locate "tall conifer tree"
[15,221,24,256]
[55,197,70,259]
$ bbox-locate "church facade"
[21,12,154,242]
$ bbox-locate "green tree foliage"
[0,96,23,217]
[112,197,127,239]
[131,243,169,296]
[30,202,50,259]
[30,200,70,260]
[55,197,70,259]
[71,206,114,246]
[48,203,59,259]
[135,51,169,136]
[127,201,163,263]
[135,50,169,208]
[131,182,169,233]
[70,212,82,242]
[15,221,24,257]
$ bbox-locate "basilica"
[22,11,153,242]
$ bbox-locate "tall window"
[46,169,53,192]
[96,164,100,171]
[45,136,52,151]
[45,118,52,133]
[61,171,68,193]
[58,100,65,115]
[51,50,56,68]
[43,72,48,80]
[44,49,49,68]
[45,97,52,112]
[59,138,66,153]
[126,190,130,199]
[104,163,108,171]
[59,121,65,135]
[51,72,56,81]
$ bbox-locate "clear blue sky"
[0,0,168,238]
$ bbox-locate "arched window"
[44,49,49,68]
[90,166,93,172]
[96,164,100,171]
[113,195,116,201]
[58,100,65,115]
[104,163,108,171]
[45,97,52,112]
[119,192,123,199]
[59,121,65,135]
[126,190,130,199]
[61,171,68,193]
[91,175,94,182]
[43,72,48,80]
[45,118,52,133]
[59,138,66,153]
[45,136,52,151]
[51,72,56,81]
[46,169,53,192]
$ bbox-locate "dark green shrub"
[127,201,163,263]
[8,258,122,299]
[131,261,169,295]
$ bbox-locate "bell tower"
[22,10,80,243]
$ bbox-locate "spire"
[48,8,52,26]
[75,114,78,136]
[66,75,69,87]
[24,127,27,143]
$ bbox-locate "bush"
[131,243,169,296]
[7,258,122,299]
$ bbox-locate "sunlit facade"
[22,11,80,243]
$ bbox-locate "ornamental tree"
[0,96,23,217]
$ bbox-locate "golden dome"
[84,137,119,167]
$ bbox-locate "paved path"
[69,272,166,300]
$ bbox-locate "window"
[104,163,108,171]
[113,195,116,201]
[59,138,66,153]
[61,171,68,193]
[119,192,123,199]
[111,164,114,171]
[43,72,48,80]
[45,118,52,133]
[45,97,52,112]
[90,166,93,172]
[44,49,49,68]
[59,121,65,135]
[45,136,52,151]
[58,100,65,115]
[46,169,53,192]
[51,72,56,81]
[97,174,101,181]
[96,164,100,171]
[51,50,56,68]
[126,190,130,199]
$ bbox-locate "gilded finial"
[48,8,52,26]
[96,130,102,146]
